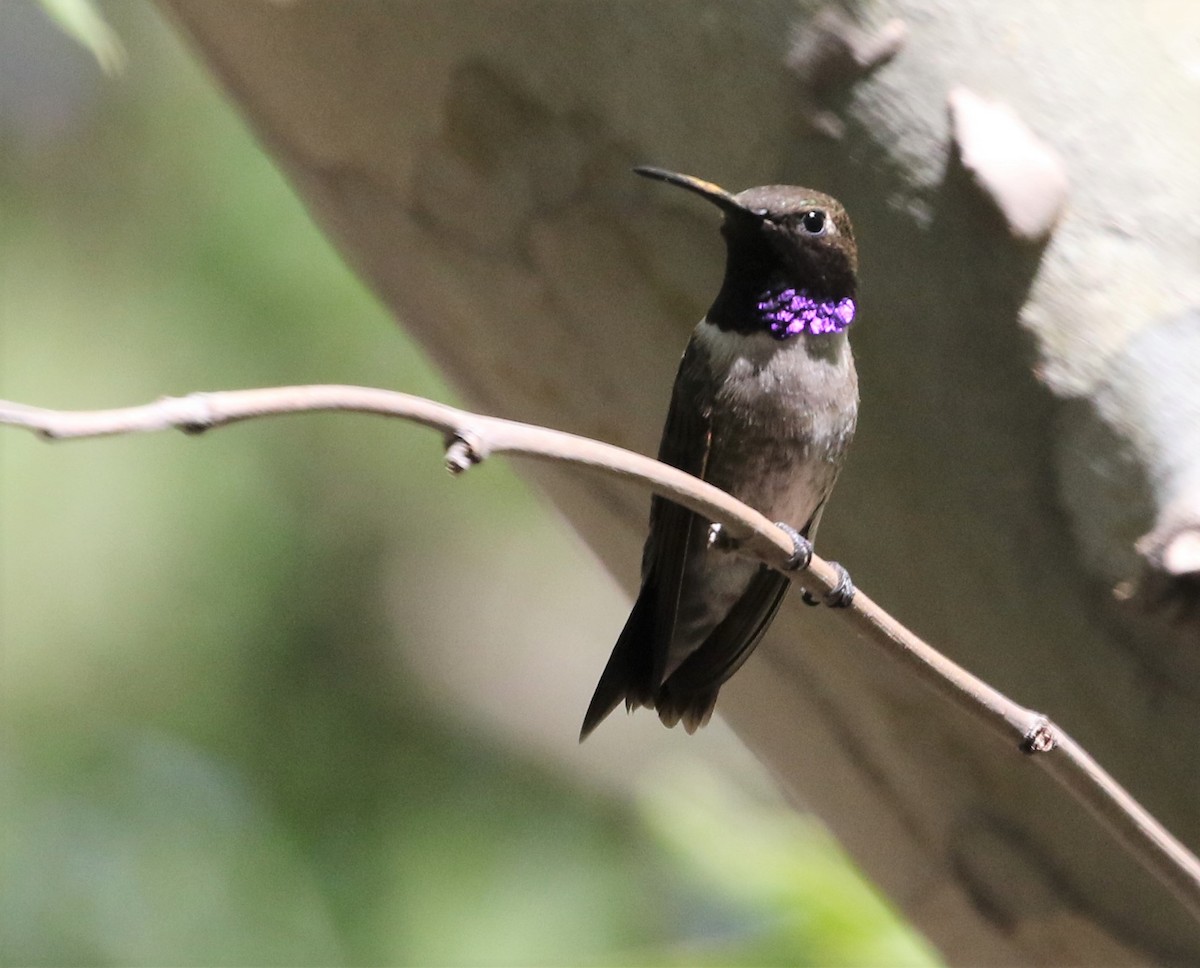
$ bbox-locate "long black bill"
[633,166,766,220]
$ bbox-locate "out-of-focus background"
[0,3,937,964]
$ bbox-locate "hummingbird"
[580,166,860,739]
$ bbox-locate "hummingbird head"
[634,167,858,340]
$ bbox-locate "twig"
[3,384,1199,921]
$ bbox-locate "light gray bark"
[156,1,1200,961]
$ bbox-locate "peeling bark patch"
[786,6,907,139]
[410,60,598,259]
[948,87,1069,242]
[1162,530,1200,576]
[1101,308,1200,622]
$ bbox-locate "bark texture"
[156,1,1200,961]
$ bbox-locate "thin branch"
[3,384,1199,921]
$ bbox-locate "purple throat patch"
[757,288,856,339]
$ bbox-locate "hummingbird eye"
[799,210,828,236]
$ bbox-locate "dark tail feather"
[656,690,719,734]
[652,568,790,735]
[579,586,657,741]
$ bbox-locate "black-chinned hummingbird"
[581,167,860,739]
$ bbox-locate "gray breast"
[699,322,858,528]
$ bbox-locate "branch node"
[175,393,217,435]
[1020,716,1058,755]
[444,430,485,475]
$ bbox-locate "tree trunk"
[156,1,1200,961]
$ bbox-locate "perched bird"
[580,167,860,739]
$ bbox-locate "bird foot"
[773,521,814,571]
[801,561,856,608]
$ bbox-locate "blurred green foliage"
[0,4,941,965]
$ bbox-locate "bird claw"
[774,521,813,571]
[802,561,856,607]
